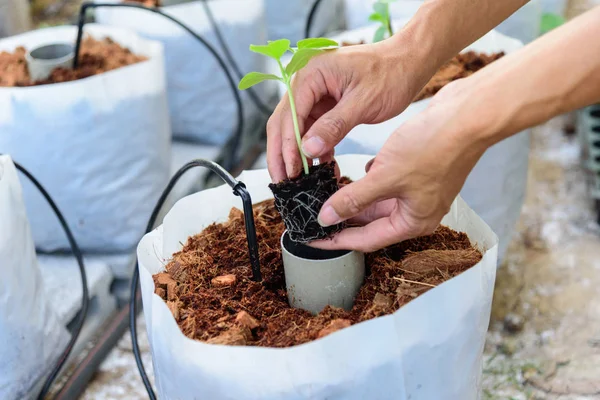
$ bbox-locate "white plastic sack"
[0,0,31,39]
[0,155,69,400]
[0,24,170,252]
[138,154,498,400]
[95,0,272,145]
[266,0,346,43]
[269,26,528,261]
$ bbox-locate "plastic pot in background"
[0,0,31,39]
[0,24,170,253]
[94,0,274,146]
[137,154,499,399]
[0,155,69,400]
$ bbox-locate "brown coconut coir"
[153,192,482,348]
[0,36,147,87]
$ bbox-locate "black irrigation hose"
[200,0,273,116]
[75,2,244,172]
[130,159,261,399]
[7,160,89,400]
[305,0,324,39]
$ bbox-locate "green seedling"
[540,12,565,35]
[369,0,397,42]
[238,38,339,175]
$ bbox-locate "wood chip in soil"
[153,194,482,348]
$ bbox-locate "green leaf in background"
[297,38,339,49]
[540,12,565,34]
[373,26,387,43]
[368,12,387,23]
[285,48,324,76]
[249,39,291,60]
[238,72,281,90]
[372,2,389,19]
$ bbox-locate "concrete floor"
[82,117,600,399]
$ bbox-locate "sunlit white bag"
[0,0,30,39]
[95,0,272,145]
[266,0,345,43]
[267,25,528,262]
[0,155,69,400]
[0,24,170,252]
[138,154,498,400]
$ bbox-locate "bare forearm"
[463,6,600,146]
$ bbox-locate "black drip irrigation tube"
[4,158,90,400]
[199,0,273,116]
[305,0,325,39]
[75,2,244,172]
[130,159,261,399]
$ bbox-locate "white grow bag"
[0,0,31,39]
[95,0,272,145]
[269,26,529,262]
[266,0,345,43]
[0,24,170,252]
[138,154,498,400]
[0,155,69,400]
[344,0,545,43]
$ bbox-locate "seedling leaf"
[297,38,339,49]
[373,26,387,43]
[372,2,389,19]
[540,12,565,34]
[285,48,323,76]
[249,39,291,60]
[368,13,386,23]
[238,72,281,90]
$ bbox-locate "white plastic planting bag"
[95,0,272,145]
[266,0,345,43]
[0,0,31,39]
[0,155,69,400]
[138,154,498,400]
[0,24,170,252]
[288,27,528,262]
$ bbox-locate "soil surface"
[415,51,504,101]
[0,36,146,87]
[269,162,342,243]
[153,195,482,348]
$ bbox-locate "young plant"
[369,0,397,42]
[238,38,339,176]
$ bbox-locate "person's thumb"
[318,175,385,227]
[301,98,359,159]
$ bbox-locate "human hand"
[311,80,492,252]
[266,37,435,182]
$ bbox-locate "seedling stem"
[239,38,339,176]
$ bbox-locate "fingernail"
[318,205,341,227]
[302,137,325,158]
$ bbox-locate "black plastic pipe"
[74,2,244,172]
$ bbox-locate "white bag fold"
[138,154,498,400]
[0,155,69,400]
[0,24,171,252]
